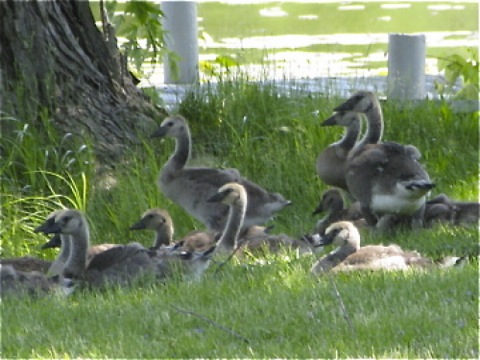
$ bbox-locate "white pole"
[161,1,199,84]
[387,33,426,100]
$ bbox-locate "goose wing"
[86,244,151,272]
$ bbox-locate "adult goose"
[316,111,362,190]
[208,182,313,255]
[129,208,216,252]
[311,221,462,274]
[34,209,214,288]
[150,115,291,233]
[332,91,434,228]
[312,188,365,235]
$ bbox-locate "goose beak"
[312,206,324,216]
[40,234,62,250]
[150,126,168,139]
[34,220,62,234]
[321,114,338,126]
[129,220,147,230]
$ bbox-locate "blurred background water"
[139,1,478,104]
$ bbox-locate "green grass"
[1,78,478,358]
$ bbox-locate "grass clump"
[1,77,478,358]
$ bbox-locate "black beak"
[129,220,146,231]
[34,220,62,234]
[321,114,339,126]
[40,234,62,250]
[150,126,168,139]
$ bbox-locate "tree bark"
[0,0,164,162]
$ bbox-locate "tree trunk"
[0,0,165,162]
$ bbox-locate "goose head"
[129,208,174,248]
[312,188,344,215]
[334,91,378,113]
[207,182,248,207]
[150,115,188,139]
[34,209,86,235]
[316,221,361,251]
[34,209,64,235]
[321,111,362,127]
[129,208,174,234]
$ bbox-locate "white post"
[387,33,426,100]
[161,1,199,84]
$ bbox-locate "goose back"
[0,264,61,296]
[0,255,52,274]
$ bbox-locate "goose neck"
[331,242,358,262]
[64,223,90,278]
[58,234,72,263]
[47,234,72,276]
[339,120,361,150]
[153,225,173,248]
[359,101,384,146]
[168,128,191,171]
[218,200,247,251]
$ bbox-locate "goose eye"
[167,122,174,127]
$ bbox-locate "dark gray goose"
[150,115,291,233]
[129,208,216,252]
[34,209,214,288]
[316,111,362,190]
[332,91,434,229]
[311,221,462,274]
